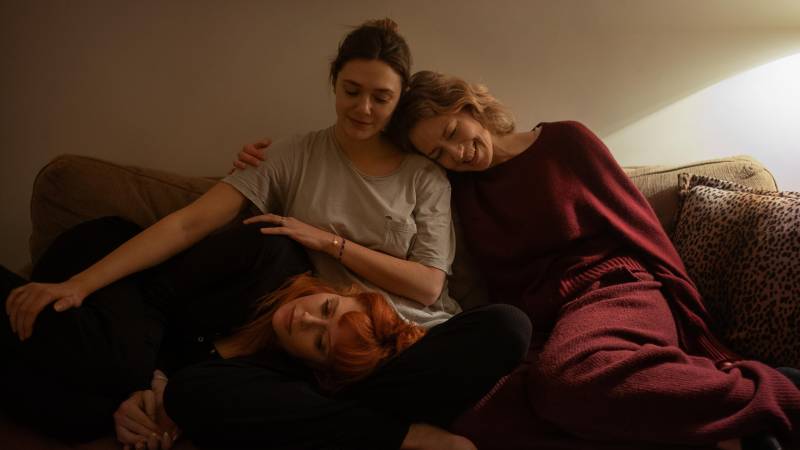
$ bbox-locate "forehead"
[410,114,452,150]
[337,59,402,92]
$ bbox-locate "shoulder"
[262,127,333,164]
[542,120,594,136]
[541,120,601,143]
[403,153,450,189]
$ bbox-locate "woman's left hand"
[6,279,88,341]
[243,214,334,254]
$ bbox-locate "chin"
[347,126,379,141]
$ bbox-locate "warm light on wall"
[606,52,800,191]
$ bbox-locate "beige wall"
[2,0,800,269]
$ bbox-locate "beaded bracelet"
[338,237,347,260]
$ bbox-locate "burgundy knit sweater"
[450,121,733,361]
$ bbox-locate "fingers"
[7,283,81,341]
[53,294,78,312]
[119,393,160,433]
[15,291,49,341]
[146,431,160,450]
[115,423,148,446]
[143,389,157,422]
[242,213,284,226]
[258,227,284,235]
[253,138,271,151]
[151,369,168,393]
[115,412,158,439]
[6,286,27,334]
[161,430,173,450]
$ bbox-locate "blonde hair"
[388,70,515,152]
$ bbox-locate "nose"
[299,311,327,328]
[355,95,372,115]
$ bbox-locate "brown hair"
[329,18,412,91]
[387,70,515,152]
[232,274,425,391]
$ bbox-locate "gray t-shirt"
[223,127,461,327]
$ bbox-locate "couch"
[1,153,782,450]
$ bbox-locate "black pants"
[2,217,532,449]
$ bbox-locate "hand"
[114,390,167,450]
[5,279,87,341]
[243,213,335,254]
[114,370,180,450]
[150,370,180,446]
[228,138,270,174]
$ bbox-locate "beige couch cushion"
[29,155,216,264]
[624,155,777,235]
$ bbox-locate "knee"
[530,348,622,427]
[470,304,532,369]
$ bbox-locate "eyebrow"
[341,79,395,95]
[323,297,341,355]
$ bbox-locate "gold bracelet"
[332,234,341,258]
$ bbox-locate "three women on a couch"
[4,14,799,450]
[2,19,530,450]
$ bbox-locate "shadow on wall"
[605,52,800,191]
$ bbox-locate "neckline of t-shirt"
[327,126,411,180]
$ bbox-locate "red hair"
[232,274,425,391]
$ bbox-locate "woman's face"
[409,110,493,172]
[334,59,403,141]
[272,292,365,367]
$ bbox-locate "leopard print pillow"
[672,174,800,368]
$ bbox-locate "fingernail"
[164,431,170,441]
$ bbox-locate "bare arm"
[71,182,246,295]
[246,214,445,306]
[336,237,445,306]
[6,182,247,340]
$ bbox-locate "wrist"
[328,233,346,260]
[66,274,93,296]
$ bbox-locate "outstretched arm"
[6,182,247,340]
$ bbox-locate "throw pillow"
[672,174,800,368]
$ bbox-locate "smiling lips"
[350,117,372,127]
